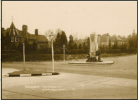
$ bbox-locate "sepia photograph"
[1,1,137,99]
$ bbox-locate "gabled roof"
[28,34,36,39]
[16,29,23,36]
[121,37,127,42]
[110,36,122,42]
[28,34,48,42]
[3,22,48,42]
[9,22,19,36]
[36,35,48,42]
[10,22,15,28]
[116,37,122,41]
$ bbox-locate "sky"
[2,1,137,39]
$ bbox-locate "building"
[98,33,110,49]
[97,33,126,49]
[2,21,48,49]
[116,36,122,47]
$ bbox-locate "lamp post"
[63,45,65,61]
[49,33,55,73]
[23,43,26,70]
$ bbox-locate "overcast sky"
[2,1,137,39]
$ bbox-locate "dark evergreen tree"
[2,32,6,50]
[55,32,61,48]
[82,42,86,49]
[74,43,77,49]
[69,35,74,49]
[79,43,82,49]
[109,39,111,49]
[86,37,90,49]
[131,31,137,49]
[127,31,137,51]
[60,31,67,47]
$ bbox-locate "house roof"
[116,37,122,41]
[36,35,48,42]
[16,29,23,36]
[3,22,48,43]
[28,34,48,42]
[28,34,36,39]
[121,37,127,42]
[9,22,19,36]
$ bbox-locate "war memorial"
[69,33,114,64]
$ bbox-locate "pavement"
[2,55,137,99]
[2,70,137,99]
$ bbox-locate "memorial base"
[86,60,103,62]
[68,61,114,64]
[86,56,102,62]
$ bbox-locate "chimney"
[22,25,27,36]
[35,29,38,36]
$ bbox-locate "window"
[11,37,14,42]
[15,37,18,42]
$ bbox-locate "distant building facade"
[116,37,122,47]
[97,33,110,49]
[97,33,127,49]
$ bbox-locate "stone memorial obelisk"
[90,33,98,58]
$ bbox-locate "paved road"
[2,55,137,99]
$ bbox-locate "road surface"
[2,55,137,99]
